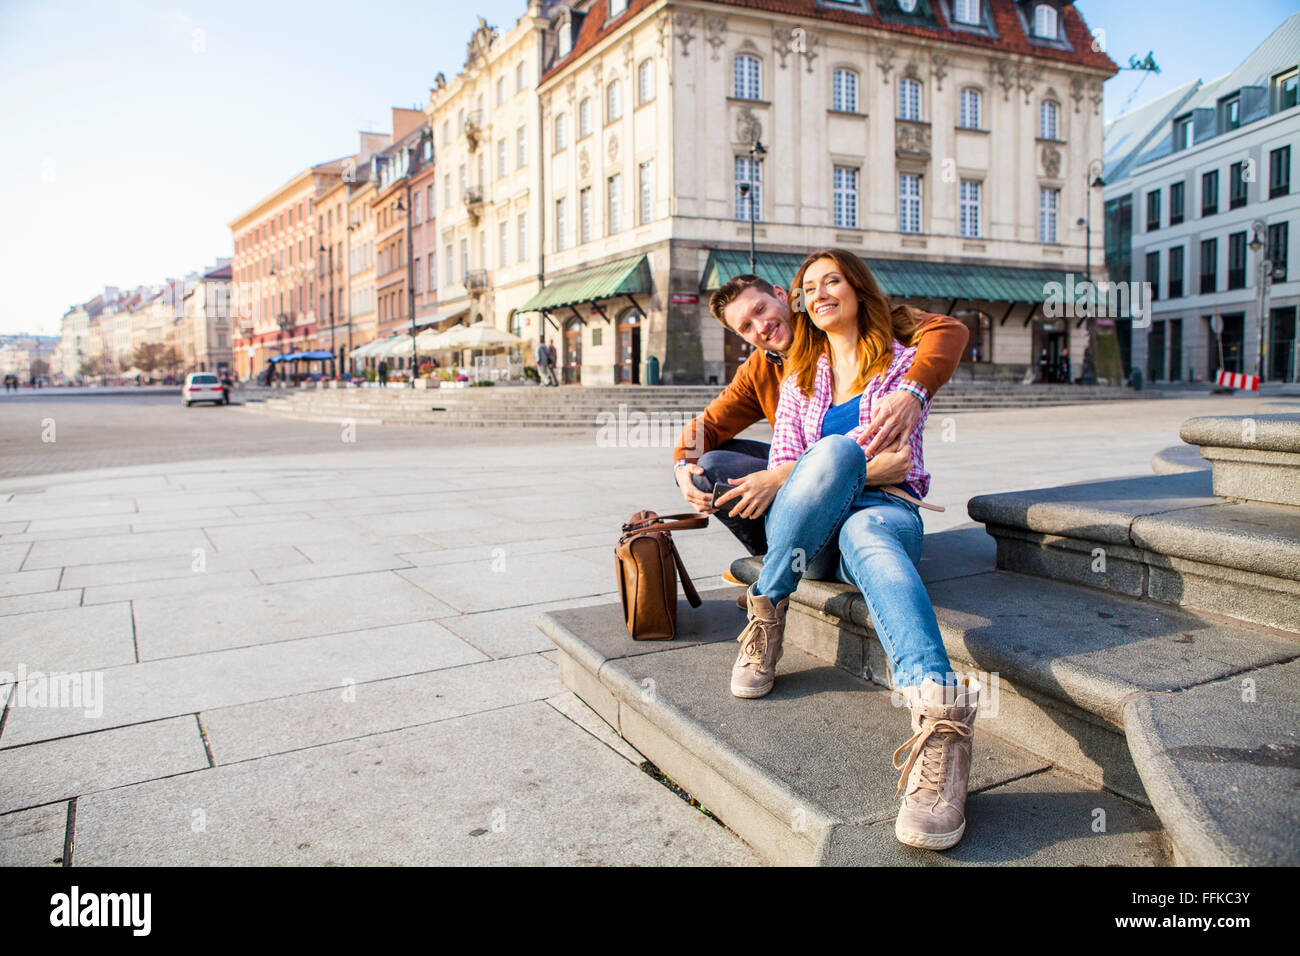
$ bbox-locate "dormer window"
[557,21,572,59]
[609,0,628,16]
[1220,94,1241,132]
[1032,4,1059,39]
[1173,115,1193,151]
[899,0,918,10]
[953,0,980,25]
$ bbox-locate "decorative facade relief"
[579,147,590,179]
[876,44,896,83]
[991,59,1015,100]
[607,134,619,164]
[1041,145,1062,178]
[772,25,792,69]
[736,106,762,146]
[464,16,499,70]
[930,51,950,91]
[1017,63,1043,104]
[1090,80,1104,115]
[801,31,821,74]
[1070,75,1085,113]
[656,11,670,57]
[705,17,727,60]
[895,120,932,161]
[675,13,697,57]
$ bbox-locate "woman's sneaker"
[891,676,980,850]
[730,588,788,698]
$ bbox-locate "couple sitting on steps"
[671,248,979,852]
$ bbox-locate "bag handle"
[621,512,709,536]
[669,539,703,608]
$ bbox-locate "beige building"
[522,0,1116,385]
[424,10,546,372]
[181,261,236,373]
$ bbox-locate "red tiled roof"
[544,0,1116,81]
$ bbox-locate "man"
[377,359,389,388]
[673,273,968,556]
[537,338,558,386]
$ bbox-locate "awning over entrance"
[699,249,1071,304]
[519,254,651,313]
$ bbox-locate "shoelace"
[737,617,773,666]
[892,718,972,797]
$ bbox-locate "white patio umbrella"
[414,328,455,350]
[439,325,522,349]
[374,334,417,358]
[350,337,392,358]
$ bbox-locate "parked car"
[182,372,227,407]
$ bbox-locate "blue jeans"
[689,439,771,555]
[755,435,952,689]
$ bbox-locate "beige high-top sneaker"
[730,587,788,699]
[891,675,980,850]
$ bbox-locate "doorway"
[616,308,641,384]
[1148,320,1166,382]
[1169,318,1183,382]
[564,318,582,384]
[1270,307,1297,382]
[1221,313,1245,373]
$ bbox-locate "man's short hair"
[708,274,776,329]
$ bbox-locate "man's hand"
[675,463,715,513]
[714,468,785,520]
[859,390,923,457]
[866,441,913,486]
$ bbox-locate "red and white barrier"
[1215,370,1259,391]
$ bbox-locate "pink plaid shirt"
[768,343,931,498]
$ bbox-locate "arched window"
[733,54,761,100]
[898,77,921,121]
[1033,3,1059,38]
[832,68,858,112]
[638,59,655,105]
[959,87,982,129]
[1040,100,1060,140]
[607,79,623,122]
[579,97,592,137]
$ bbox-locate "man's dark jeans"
[688,438,771,556]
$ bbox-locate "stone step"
[1180,413,1300,507]
[719,527,1299,865]
[967,470,1300,633]
[538,587,1170,867]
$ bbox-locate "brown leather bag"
[615,510,707,640]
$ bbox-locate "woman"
[721,248,980,852]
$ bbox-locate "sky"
[1,0,1296,336]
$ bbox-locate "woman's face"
[800,257,859,336]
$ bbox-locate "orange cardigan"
[672,312,969,464]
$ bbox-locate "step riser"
[781,602,1149,804]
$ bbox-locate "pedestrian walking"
[377,360,389,388]
[536,339,558,386]
[547,341,560,385]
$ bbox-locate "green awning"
[519,254,651,313]
[699,249,1071,304]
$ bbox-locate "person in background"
[377,360,389,388]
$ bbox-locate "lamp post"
[318,242,336,378]
[395,190,418,388]
[740,139,766,273]
[1248,219,1272,382]
[1074,158,1106,384]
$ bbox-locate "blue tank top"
[821,394,862,437]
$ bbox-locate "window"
[608,173,623,234]
[1040,100,1059,140]
[898,78,921,121]
[516,61,526,93]
[1227,232,1247,290]
[429,253,437,291]
[1170,181,1185,224]
[557,21,572,59]
[832,69,858,112]
[1032,4,1058,38]
[1169,245,1184,298]
[413,192,422,223]
[1268,222,1289,282]
[953,0,981,25]
[518,213,528,262]
[442,121,450,145]
[460,238,468,279]
[1221,95,1241,132]
[444,243,453,284]
[960,179,981,238]
[579,98,592,138]
[959,87,981,129]
[580,187,593,244]
[1039,187,1059,243]
[899,174,922,233]
[427,184,435,218]
[1146,190,1161,232]
[458,109,465,133]
[609,0,628,14]
[1270,146,1291,199]
[413,258,422,295]
[554,113,568,152]
[444,174,451,209]
[638,59,655,105]
[499,221,508,266]
[517,126,528,168]
[834,166,859,229]
[1146,251,1160,300]
[1200,238,1217,293]
[458,163,466,200]
[1276,69,1298,111]
[1202,170,1219,216]
[607,79,623,121]
[639,160,654,225]
[1174,115,1193,151]
[733,54,761,100]
[734,157,762,221]
[555,198,568,251]
[1229,161,1248,209]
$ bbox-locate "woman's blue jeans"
[755,435,953,689]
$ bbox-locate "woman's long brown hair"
[785,248,919,398]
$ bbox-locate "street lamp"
[395,192,418,388]
[1075,158,1105,384]
[1248,219,1272,381]
[318,242,336,379]
[741,139,766,273]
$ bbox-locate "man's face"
[721,285,794,354]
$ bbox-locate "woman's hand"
[714,465,792,520]
[866,441,913,486]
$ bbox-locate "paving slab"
[201,653,560,763]
[0,590,84,616]
[0,603,136,674]
[59,544,307,589]
[545,690,646,765]
[131,570,460,660]
[0,542,32,573]
[71,702,759,866]
[0,620,485,746]
[0,802,69,866]
[440,595,616,659]
[81,570,261,606]
[397,553,614,613]
[23,528,211,571]
[1124,658,1300,866]
[0,568,60,598]
[0,716,209,813]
